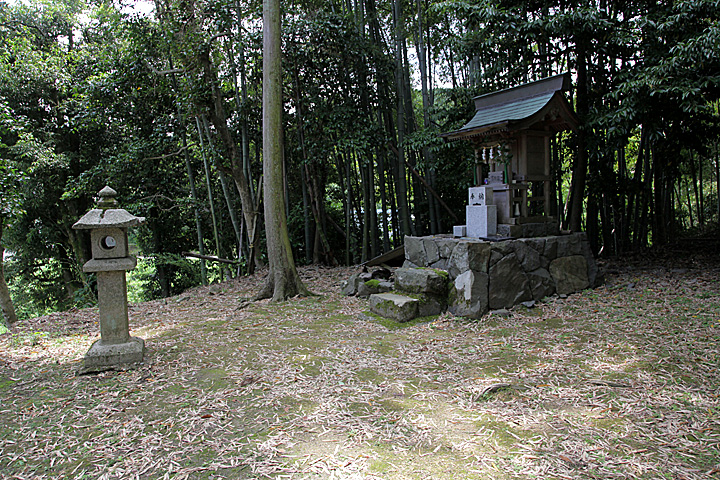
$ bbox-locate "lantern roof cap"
[72,186,145,230]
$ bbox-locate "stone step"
[369,293,419,322]
[394,267,448,296]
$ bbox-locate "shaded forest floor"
[1,242,720,479]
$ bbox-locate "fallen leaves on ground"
[1,248,719,479]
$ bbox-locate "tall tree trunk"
[292,65,335,266]
[635,143,654,249]
[566,39,589,233]
[365,155,379,259]
[699,153,705,227]
[359,155,370,262]
[168,63,207,285]
[628,126,646,250]
[182,132,208,283]
[552,137,564,225]
[690,151,701,227]
[684,176,694,228]
[616,138,631,253]
[256,0,310,301]
[415,0,437,234]
[675,183,686,230]
[304,160,337,266]
[149,208,171,298]
[444,16,458,90]
[653,151,668,245]
[195,116,223,280]
[0,221,18,328]
[715,146,720,225]
[200,116,244,267]
[340,152,352,265]
[197,46,261,274]
[387,160,400,245]
[235,0,255,211]
[393,0,412,237]
[301,164,312,264]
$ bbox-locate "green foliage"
[2,0,719,318]
[130,253,201,301]
[5,256,82,320]
[0,158,25,218]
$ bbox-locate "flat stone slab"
[83,256,137,273]
[83,336,145,372]
[369,293,419,322]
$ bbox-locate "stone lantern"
[73,186,145,370]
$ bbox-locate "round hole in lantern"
[101,235,117,250]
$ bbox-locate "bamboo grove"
[1,0,719,320]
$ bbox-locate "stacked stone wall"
[403,232,599,318]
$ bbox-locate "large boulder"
[357,280,393,298]
[520,222,547,238]
[423,238,441,265]
[369,293,419,322]
[417,294,446,317]
[395,268,447,296]
[549,255,590,295]
[429,258,449,271]
[448,270,489,319]
[543,236,559,260]
[488,253,532,309]
[556,234,583,257]
[580,239,601,287]
[448,241,491,278]
[491,240,515,256]
[435,237,458,259]
[404,236,428,267]
[513,240,542,272]
[526,267,556,300]
[341,273,363,296]
[524,238,546,256]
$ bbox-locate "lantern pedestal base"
[81,336,145,373]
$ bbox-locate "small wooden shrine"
[442,74,579,237]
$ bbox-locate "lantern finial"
[97,186,118,210]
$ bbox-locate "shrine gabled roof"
[460,91,555,132]
[441,73,578,141]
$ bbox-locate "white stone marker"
[468,186,494,206]
[466,186,497,237]
[466,204,497,237]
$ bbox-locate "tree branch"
[142,144,195,161]
[181,251,240,265]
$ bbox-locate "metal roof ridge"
[471,73,570,108]
[473,90,555,114]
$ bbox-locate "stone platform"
[385,232,599,319]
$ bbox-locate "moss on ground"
[364,310,435,330]
[2,261,720,479]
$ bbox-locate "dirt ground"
[1,245,719,479]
